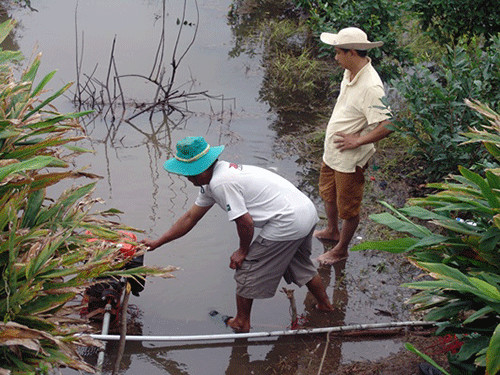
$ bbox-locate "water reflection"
[80,259,348,375]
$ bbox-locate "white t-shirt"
[195,161,318,241]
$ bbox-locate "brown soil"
[332,335,449,375]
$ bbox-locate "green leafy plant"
[409,0,500,46]
[352,100,499,374]
[388,36,500,182]
[0,19,177,374]
[292,0,413,79]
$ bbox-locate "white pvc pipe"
[84,321,435,342]
[96,304,112,373]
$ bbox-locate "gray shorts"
[234,227,318,299]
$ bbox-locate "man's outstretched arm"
[142,204,212,251]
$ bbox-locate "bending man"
[142,136,333,332]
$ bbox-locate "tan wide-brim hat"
[320,27,383,50]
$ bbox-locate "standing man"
[315,27,393,265]
[142,136,333,333]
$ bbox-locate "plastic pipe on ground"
[96,304,112,374]
[84,321,436,342]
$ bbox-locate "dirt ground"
[331,333,449,375]
[290,134,451,375]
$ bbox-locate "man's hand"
[335,121,393,151]
[334,131,361,151]
[229,248,247,269]
[140,238,159,251]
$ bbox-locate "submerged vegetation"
[0,19,177,374]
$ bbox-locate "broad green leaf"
[408,234,450,250]
[485,171,500,191]
[21,53,41,83]
[351,237,418,253]
[14,315,56,332]
[486,324,500,375]
[0,19,15,44]
[21,188,44,228]
[22,293,75,315]
[400,205,446,220]
[494,214,500,230]
[463,306,495,324]
[484,142,500,160]
[369,212,432,237]
[59,182,96,210]
[456,335,489,362]
[479,227,500,252]
[460,166,499,209]
[404,343,450,375]
[475,347,487,368]
[425,300,470,321]
[0,49,23,65]
[30,70,57,98]
[468,277,500,301]
[5,137,74,161]
[431,218,482,236]
[418,262,472,285]
[63,144,93,153]
[22,82,73,121]
[0,156,67,182]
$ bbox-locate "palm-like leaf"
[0,19,178,373]
[352,100,500,373]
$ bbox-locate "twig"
[112,282,131,375]
[317,331,331,375]
[281,287,297,328]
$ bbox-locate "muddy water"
[7,1,413,373]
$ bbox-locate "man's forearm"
[358,120,393,146]
[235,213,254,255]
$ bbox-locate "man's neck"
[348,57,369,81]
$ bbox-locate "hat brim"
[163,145,225,176]
[320,32,383,50]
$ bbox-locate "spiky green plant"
[352,100,499,375]
[0,19,177,374]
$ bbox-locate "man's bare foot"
[315,303,334,312]
[226,317,250,333]
[317,251,348,265]
[313,228,340,242]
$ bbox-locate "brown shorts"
[234,228,318,299]
[318,162,365,220]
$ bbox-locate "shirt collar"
[345,57,372,86]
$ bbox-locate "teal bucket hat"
[164,136,225,176]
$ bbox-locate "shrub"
[0,19,176,374]
[292,0,413,80]
[410,0,500,46]
[352,100,500,375]
[388,36,500,182]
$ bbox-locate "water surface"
[6,1,412,373]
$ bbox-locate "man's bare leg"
[318,215,359,265]
[226,294,253,333]
[314,200,340,241]
[306,274,334,311]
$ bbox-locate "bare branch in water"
[71,0,229,124]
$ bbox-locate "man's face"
[187,168,211,186]
[334,47,351,69]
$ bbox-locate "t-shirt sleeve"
[211,182,248,221]
[363,85,391,126]
[194,188,216,207]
